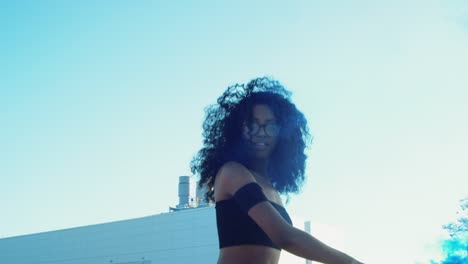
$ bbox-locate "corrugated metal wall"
[0,207,309,263]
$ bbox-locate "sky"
[1,0,468,263]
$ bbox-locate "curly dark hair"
[190,77,311,202]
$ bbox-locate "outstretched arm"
[249,202,363,264]
[281,226,363,263]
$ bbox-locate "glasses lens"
[265,124,280,136]
[249,123,260,134]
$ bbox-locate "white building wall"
[0,207,311,264]
[0,207,218,264]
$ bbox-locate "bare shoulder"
[217,161,255,183]
[214,161,256,200]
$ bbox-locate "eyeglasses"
[244,122,281,137]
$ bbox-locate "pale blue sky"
[1,1,467,263]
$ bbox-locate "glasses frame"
[244,122,281,137]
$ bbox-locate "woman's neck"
[246,158,269,178]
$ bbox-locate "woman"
[191,77,364,264]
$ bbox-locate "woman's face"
[242,104,280,160]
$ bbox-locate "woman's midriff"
[218,245,281,264]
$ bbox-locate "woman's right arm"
[248,202,362,264]
[278,223,360,264]
[216,162,364,264]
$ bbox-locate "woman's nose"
[256,126,267,136]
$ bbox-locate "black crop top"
[215,198,293,249]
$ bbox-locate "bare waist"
[218,244,281,264]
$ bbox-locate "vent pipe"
[178,176,191,207]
